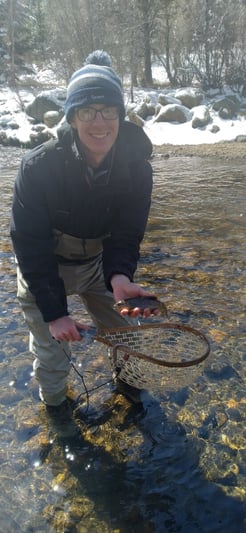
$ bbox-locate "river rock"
[0,130,21,146]
[133,100,154,120]
[210,124,220,134]
[43,110,63,128]
[154,103,192,123]
[158,93,181,106]
[145,102,156,117]
[218,106,234,119]
[235,134,246,142]
[29,126,55,146]
[192,105,211,129]
[25,89,66,122]
[212,95,241,116]
[174,88,204,108]
[127,110,145,127]
[0,115,19,129]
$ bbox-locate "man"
[10,51,154,410]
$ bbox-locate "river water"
[0,146,245,532]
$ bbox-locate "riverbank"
[153,140,246,159]
[1,80,246,151]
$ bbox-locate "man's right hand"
[49,316,88,342]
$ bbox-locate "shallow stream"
[0,146,245,532]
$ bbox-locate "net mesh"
[96,322,210,391]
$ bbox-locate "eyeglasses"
[76,106,119,122]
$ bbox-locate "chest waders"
[17,233,126,406]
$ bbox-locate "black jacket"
[11,121,153,322]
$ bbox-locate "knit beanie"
[65,63,125,123]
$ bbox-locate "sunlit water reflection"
[0,146,245,532]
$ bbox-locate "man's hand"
[49,316,88,342]
[110,274,157,318]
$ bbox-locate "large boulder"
[133,100,155,120]
[192,105,211,129]
[212,95,241,117]
[218,106,234,119]
[174,88,204,109]
[235,135,246,142]
[158,93,181,106]
[154,104,192,123]
[25,89,66,122]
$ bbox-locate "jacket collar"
[57,120,152,192]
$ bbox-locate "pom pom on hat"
[65,51,125,123]
[84,50,112,67]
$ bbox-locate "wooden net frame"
[96,322,210,391]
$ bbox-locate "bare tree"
[0,0,36,84]
[8,0,16,84]
[151,0,182,86]
[1,0,245,92]
[186,0,244,89]
[137,0,153,85]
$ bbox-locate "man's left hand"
[110,274,158,318]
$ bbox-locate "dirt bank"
[153,141,246,160]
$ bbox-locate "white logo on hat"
[91,94,105,101]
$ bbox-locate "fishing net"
[96,322,210,391]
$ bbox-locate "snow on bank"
[0,79,246,146]
[144,114,246,146]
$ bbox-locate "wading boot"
[45,397,81,438]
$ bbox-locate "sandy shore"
[153,141,246,159]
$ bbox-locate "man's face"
[70,104,120,167]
